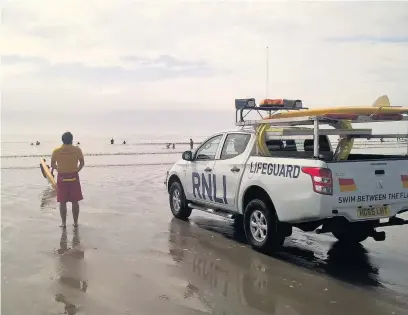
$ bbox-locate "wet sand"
[2,165,408,314]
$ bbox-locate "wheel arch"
[242,185,278,219]
[167,174,182,193]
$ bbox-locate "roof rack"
[235,98,408,127]
[235,97,408,157]
[265,131,408,141]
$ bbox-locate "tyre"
[169,181,192,220]
[332,230,368,243]
[243,199,284,253]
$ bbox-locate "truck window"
[220,133,251,160]
[266,135,332,159]
[195,134,223,161]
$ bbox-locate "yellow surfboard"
[265,95,408,119]
[40,159,56,189]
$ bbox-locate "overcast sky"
[2,0,408,112]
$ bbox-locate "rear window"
[266,136,332,159]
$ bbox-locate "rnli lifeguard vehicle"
[165,96,408,253]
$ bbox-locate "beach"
[3,1,408,313]
[2,136,408,315]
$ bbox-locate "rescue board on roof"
[263,95,408,120]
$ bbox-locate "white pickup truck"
[165,99,408,253]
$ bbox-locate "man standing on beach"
[51,132,85,228]
[190,138,194,150]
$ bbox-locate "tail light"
[302,167,333,195]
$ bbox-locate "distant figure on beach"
[31,142,34,146]
[123,140,126,144]
[110,138,114,144]
[172,143,175,149]
[36,141,40,145]
[166,143,171,149]
[51,132,85,228]
[77,142,80,145]
[190,138,194,150]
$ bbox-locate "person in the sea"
[110,138,114,144]
[51,132,85,228]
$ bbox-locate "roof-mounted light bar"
[259,99,303,110]
[234,98,303,110]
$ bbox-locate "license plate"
[357,206,390,218]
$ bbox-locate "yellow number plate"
[357,206,390,218]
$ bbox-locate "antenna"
[265,46,269,99]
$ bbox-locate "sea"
[1,109,407,170]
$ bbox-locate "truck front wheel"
[169,181,192,220]
[243,199,284,253]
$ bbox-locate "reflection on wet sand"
[40,187,57,209]
[193,216,381,287]
[168,217,404,315]
[54,228,87,314]
[324,241,380,286]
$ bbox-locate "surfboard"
[40,159,56,189]
[265,95,408,119]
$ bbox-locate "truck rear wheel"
[169,181,192,220]
[243,199,284,253]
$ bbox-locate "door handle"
[231,166,240,172]
[204,167,212,172]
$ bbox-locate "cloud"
[326,36,408,44]
[2,53,222,84]
[2,0,408,111]
[2,55,47,65]
[121,54,208,70]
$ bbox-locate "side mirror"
[182,150,193,161]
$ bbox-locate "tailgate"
[328,160,408,219]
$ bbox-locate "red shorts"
[57,173,83,203]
